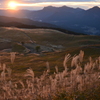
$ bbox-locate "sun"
[8,1,18,9]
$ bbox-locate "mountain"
[86,6,100,14]
[29,6,100,35]
[0,6,85,21]
[41,6,100,35]
[0,16,57,28]
[0,6,100,35]
[29,6,85,21]
[0,21,37,28]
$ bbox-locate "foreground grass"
[1,46,100,79]
[0,50,100,100]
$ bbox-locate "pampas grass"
[10,52,16,64]
[0,50,100,100]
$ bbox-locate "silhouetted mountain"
[28,6,58,21]
[87,6,100,13]
[29,6,85,21]
[41,6,100,35]
[0,16,57,28]
[43,6,57,11]
[0,6,100,35]
[0,6,84,21]
[75,7,84,12]
[0,21,37,28]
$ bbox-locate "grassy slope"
[0,27,100,79]
[24,29,100,48]
[0,27,100,47]
[0,27,30,42]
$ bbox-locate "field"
[0,27,100,99]
[0,50,100,100]
[0,27,100,48]
[0,27,100,76]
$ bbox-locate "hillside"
[0,16,57,28]
[0,27,100,53]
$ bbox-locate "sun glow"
[6,1,100,10]
[8,1,18,9]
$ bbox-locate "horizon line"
[0,5,99,11]
[1,1,100,10]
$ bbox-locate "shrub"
[35,46,41,52]
[12,43,25,53]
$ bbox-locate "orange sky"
[0,1,100,10]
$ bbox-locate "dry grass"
[0,50,100,100]
[0,27,100,49]
[0,27,30,42]
[0,27,100,99]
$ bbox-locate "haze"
[0,0,100,10]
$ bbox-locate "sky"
[0,0,100,10]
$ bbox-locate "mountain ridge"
[0,16,85,35]
[0,6,100,35]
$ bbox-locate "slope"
[0,27,100,53]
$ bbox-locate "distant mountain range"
[0,6,100,35]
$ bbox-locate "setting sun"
[8,1,18,9]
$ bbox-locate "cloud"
[0,0,100,10]
[0,0,97,3]
[19,0,97,3]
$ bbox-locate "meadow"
[0,27,100,100]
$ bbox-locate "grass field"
[0,27,100,99]
[0,48,100,99]
[0,27,100,47]
[0,46,100,80]
[0,27,100,78]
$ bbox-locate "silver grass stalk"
[19,80,25,88]
[55,66,59,73]
[14,84,18,88]
[25,68,35,81]
[1,71,6,81]
[0,63,2,70]
[76,64,82,74]
[46,61,50,73]
[10,52,16,64]
[0,51,100,99]
[3,63,6,72]
[63,54,71,69]
[79,50,84,62]
[71,55,79,67]
[6,67,12,78]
